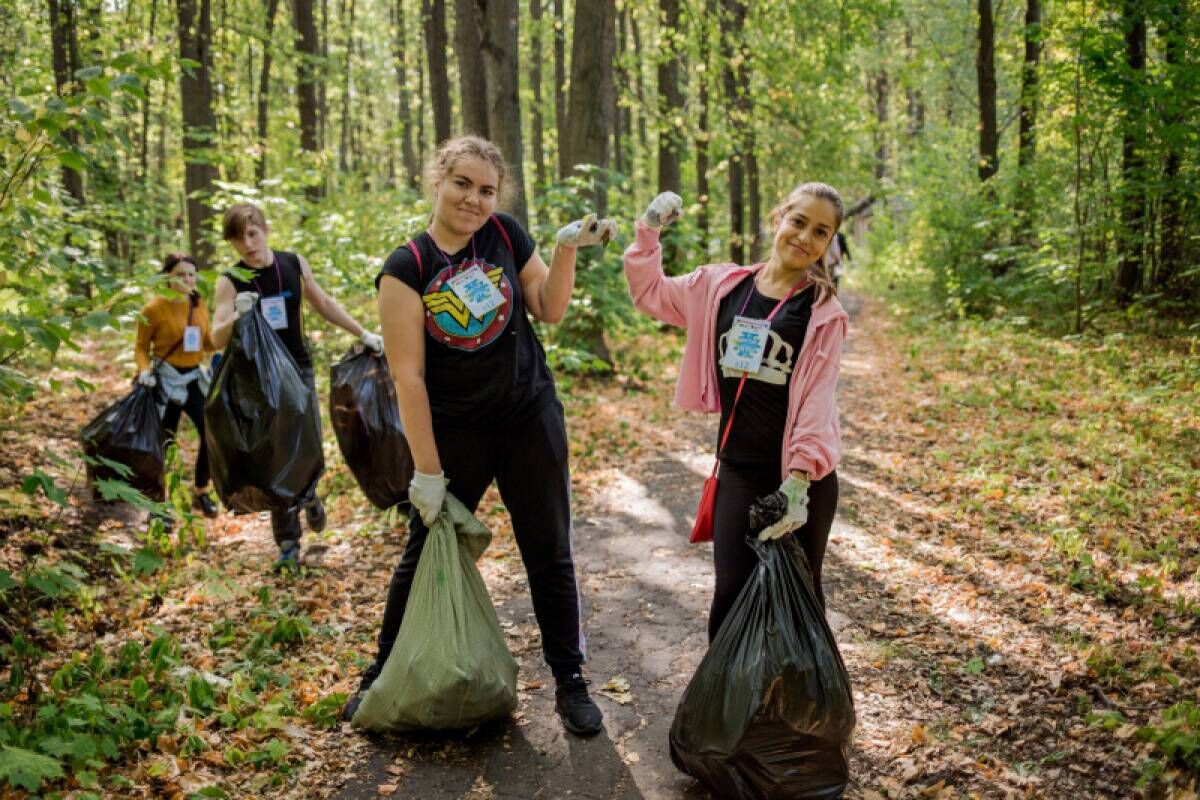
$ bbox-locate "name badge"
[446,264,506,319]
[719,316,772,373]
[260,295,288,330]
[183,325,202,353]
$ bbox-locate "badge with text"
[183,325,202,352]
[260,296,288,330]
[446,264,507,319]
[719,316,772,373]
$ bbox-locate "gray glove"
[641,191,683,229]
[409,470,447,525]
[137,369,157,388]
[556,213,618,248]
[757,474,811,541]
[234,291,259,319]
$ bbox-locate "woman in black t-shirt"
[345,135,616,737]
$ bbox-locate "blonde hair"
[767,182,844,305]
[423,135,509,207]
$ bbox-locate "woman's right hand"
[408,470,447,524]
[137,369,157,388]
[641,192,683,229]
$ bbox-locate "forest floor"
[1,290,1196,799]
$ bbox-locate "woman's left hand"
[757,474,811,540]
[556,213,617,248]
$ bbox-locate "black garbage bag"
[329,347,413,509]
[80,384,165,501]
[669,536,856,800]
[204,310,323,514]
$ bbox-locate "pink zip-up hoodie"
[622,221,848,481]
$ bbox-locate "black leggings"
[708,463,838,641]
[161,379,210,489]
[364,399,584,686]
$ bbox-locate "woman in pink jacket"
[623,183,848,640]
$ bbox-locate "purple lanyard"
[428,232,477,271]
[250,253,284,297]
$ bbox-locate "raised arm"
[521,213,616,324]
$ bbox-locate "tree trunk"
[976,0,999,183]
[564,0,614,211]
[47,0,85,206]
[904,27,924,136]
[1154,0,1186,296]
[338,0,356,173]
[612,5,627,177]
[722,0,748,263]
[529,0,546,189]
[479,0,526,224]
[1114,0,1147,304]
[176,0,219,266]
[1016,0,1041,238]
[393,0,419,188]
[140,0,160,181]
[291,0,324,199]
[454,0,489,136]
[695,0,712,249]
[629,12,649,160]
[553,0,566,178]
[256,0,280,184]
[872,71,888,181]
[656,0,682,194]
[424,0,452,144]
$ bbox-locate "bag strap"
[711,278,808,475]
[406,239,423,280]
[489,214,514,256]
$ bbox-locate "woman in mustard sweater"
[134,253,219,518]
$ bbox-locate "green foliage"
[1138,702,1200,775]
[0,745,65,791]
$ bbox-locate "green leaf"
[0,570,16,594]
[133,548,164,577]
[57,150,86,172]
[0,745,64,791]
[21,470,69,506]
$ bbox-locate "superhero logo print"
[422,257,513,351]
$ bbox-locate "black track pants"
[365,399,583,685]
[161,379,210,489]
[708,463,839,642]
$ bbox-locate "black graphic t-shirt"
[225,250,311,369]
[375,212,555,428]
[715,275,814,472]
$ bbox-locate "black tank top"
[224,250,311,369]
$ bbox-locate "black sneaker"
[305,498,326,533]
[341,689,364,723]
[554,672,603,737]
[192,492,219,519]
[273,540,301,572]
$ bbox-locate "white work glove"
[757,474,812,541]
[556,213,618,248]
[360,331,384,354]
[641,191,683,229]
[234,291,259,319]
[136,369,157,388]
[408,470,447,525]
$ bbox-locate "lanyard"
[427,231,477,271]
[734,273,806,321]
[250,253,284,297]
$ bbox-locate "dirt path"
[326,293,1139,800]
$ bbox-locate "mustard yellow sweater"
[134,295,214,372]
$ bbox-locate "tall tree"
[1114,0,1147,304]
[423,0,452,144]
[722,0,748,263]
[1016,0,1041,237]
[529,0,547,189]
[454,0,489,136]
[694,0,713,249]
[1153,0,1188,296]
[563,0,615,210]
[976,0,998,182]
[338,0,357,172]
[47,0,85,206]
[656,0,682,194]
[176,0,219,265]
[292,0,324,198]
[553,0,566,178]
[479,0,526,223]
[255,0,280,184]
[392,0,419,188]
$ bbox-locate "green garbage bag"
[352,494,518,732]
